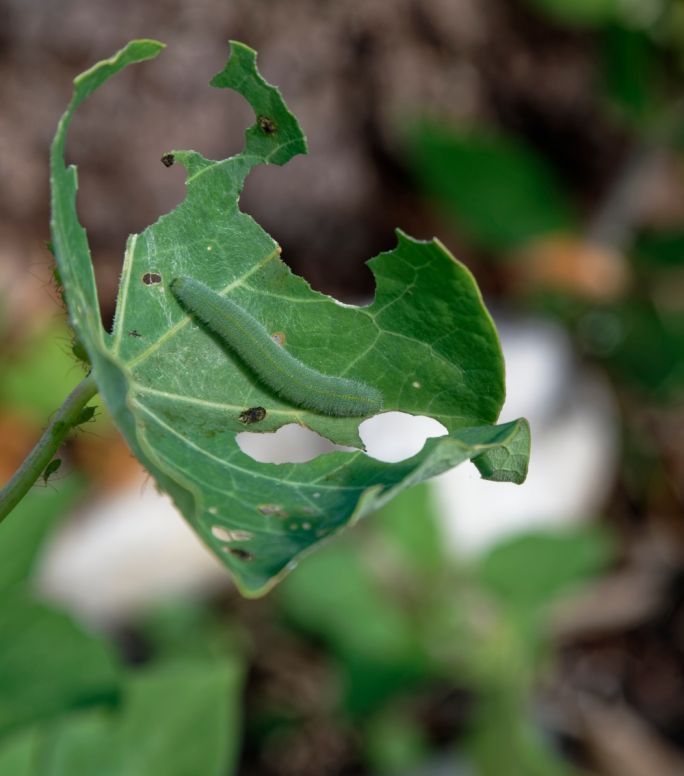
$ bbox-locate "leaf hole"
[237,423,356,464]
[359,412,448,463]
[211,526,253,542]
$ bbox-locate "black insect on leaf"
[239,407,267,425]
[257,115,277,134]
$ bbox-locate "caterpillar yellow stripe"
[170,276,383,417]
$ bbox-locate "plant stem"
[0,374,98,523]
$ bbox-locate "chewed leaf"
[50,40,530,596]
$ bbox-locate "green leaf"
[634,229,684,268]
[477,528,612,614]
[372,483,447,576]
[601,25,659,125]
[40,714,114,776]
[279,543,421,664]
[598,299,684,401]
[409,122,575,251]
[0,480,83,593]
[110,661,241,776]
[50,41,529,595]
[524,0,619,27]
[0,661,243,776]
[0,726,41,775]
[0,321,86,421]
[278,537,431,717]
[137,601,239,663]
[466,691,578,776]
[0,592,120,736]
[472,419,531,483]
[364,707,429,774]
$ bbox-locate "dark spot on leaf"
[227,547,254,561]
[142,272,162,285]
[128,329,142,338]
[257,115,277,134]
[160,153,175,167]
[257,503,289,518]
[239,406,267,424]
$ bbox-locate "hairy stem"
[0,374,98,522]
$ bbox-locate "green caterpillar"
[170,276,383,417]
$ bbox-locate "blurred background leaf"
[0,593,121,737]
[409,123,576,252]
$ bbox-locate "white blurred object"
[36,315,618,621]
[37,479,228,624]
[433,317,619,556]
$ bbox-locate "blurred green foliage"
[0,478,610,774]
[478,529,612,615]
[525,0,621,27]
[0,661,242,776]
[0,320,106,429]
[0,485,244,776]
[410,123,575,252]
[275,485,610,774]
[601,24,660,125]
[0,323,84,421]
[0,484,82,593]
[0,593,121,738]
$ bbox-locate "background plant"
[1,1,683,773]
